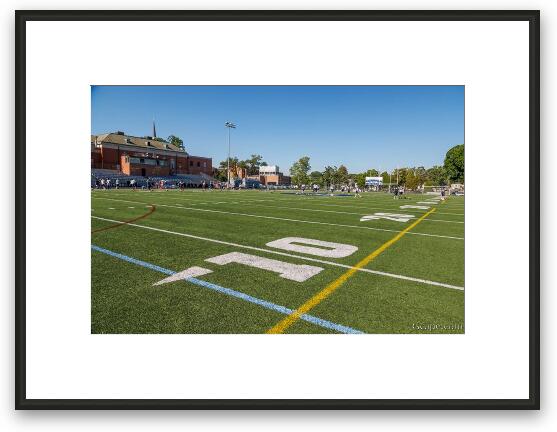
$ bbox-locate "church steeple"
[152,118,157,138]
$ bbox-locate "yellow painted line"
[266,207,437,334]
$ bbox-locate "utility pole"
[224,122,236,188]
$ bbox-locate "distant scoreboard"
[365,176,383,186]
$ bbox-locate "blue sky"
[91,85,464,173]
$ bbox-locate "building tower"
[152,118,157,138]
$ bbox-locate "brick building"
[245,165,291,186]
[91,131,212,177]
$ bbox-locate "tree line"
[214,154,268,181]
[289,144,464,189]
[210,143,464,188]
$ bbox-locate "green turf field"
[91,188,464,334]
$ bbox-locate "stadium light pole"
[225,122,236,187]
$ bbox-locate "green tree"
[415,166,427,185]
[167,135,185,151]
[244,154,265,175]
[219,157,238,171]
[404,166,427,190]
[366,169,379,177]
[406,169,421,190]
[426,165,448,186]
[309,171,323,186]
[336,165,349,185]
[289,156,311,186]
[444,144,464,183]
[322,166,335,188]
[354,173,367,188]
[330,166,340,185]
[394,168,408,185]
[219,156,240,179]
[237,159,248,172]
[213,168,227,182]
[380,171,390,184]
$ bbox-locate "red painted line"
[91,205,156,234]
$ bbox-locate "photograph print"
[90,85,464,334]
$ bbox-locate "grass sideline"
[91,188,464,334]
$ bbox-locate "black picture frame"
[15,9,540,410]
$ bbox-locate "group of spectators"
[93,177,217,191]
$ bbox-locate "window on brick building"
[189,161,193,166]
[197,162,200,167]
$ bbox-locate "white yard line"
[214,195,466,213]
[171,199,464,224]
[92,191,465,216]
[422,219,464,224]
[91,215,464,291]
[226,199,467,215]
[182,201,464,224]
[92,196,464,240]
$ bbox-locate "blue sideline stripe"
[91,245,174,276]
[91,244,364,334]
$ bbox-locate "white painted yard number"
[153,237,359,286]
[360,213,415,223]
[206,252,322,282]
